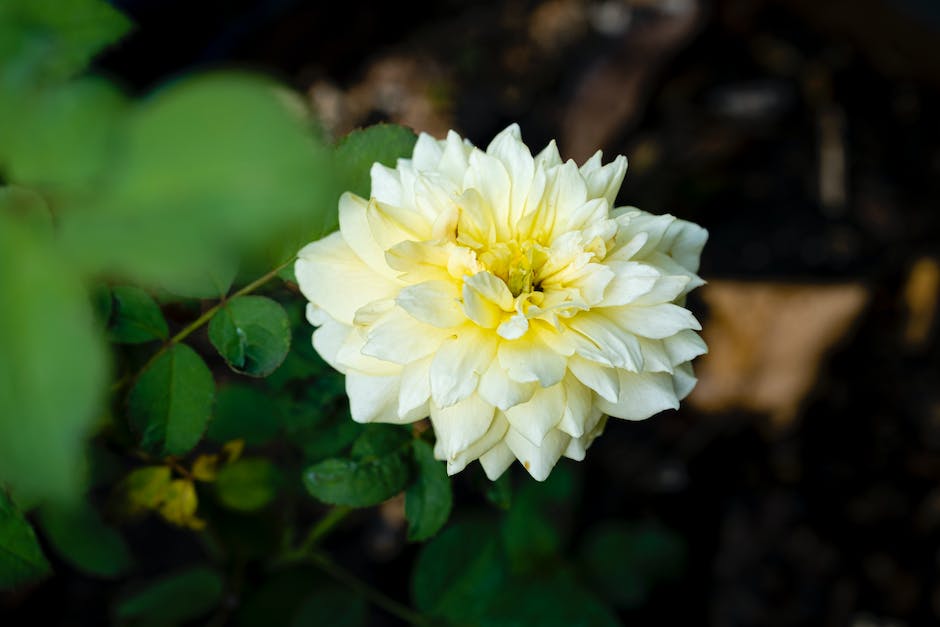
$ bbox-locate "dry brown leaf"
[689,281,869,427]
[903,257,940,348]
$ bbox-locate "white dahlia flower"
[296,124,707,481]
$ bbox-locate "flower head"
[296,125,707,480]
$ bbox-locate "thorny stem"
[114,258,294,393]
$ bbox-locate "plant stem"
[308,551,434,626]
[120,258,294,390]
[297,505,352,553]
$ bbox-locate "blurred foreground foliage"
[0,2,686,624]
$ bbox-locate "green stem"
[297,505,352,553]
[119,258,294,390]
[308,551,434,626]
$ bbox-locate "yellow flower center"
[477,240,548,298]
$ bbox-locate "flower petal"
[479,440,516,480]
[430,331,496,407]
[497,334,567,386]
[346,372,407,424]
[296,232,400,325]
[338,192,399,278]
[397,280,465,328]
[505,427,570,481]
[445,413,509,476]
[605,303,701,339]
[361,306,449,365]
[430,393,496,461]
[398,357,431,420]
[567,354,619,403]
[504,381,566,446]
[596,370,679,421]
[479,358,538,410]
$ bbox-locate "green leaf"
[127,343,215,456]
[405,439,452,542]
[0,78,127,189]
[38,501,133,578]
[481,569,622,627]
[579,520,686,609]
[282,399,361,462]
[303,426,413,507]
[412,518,507,622]
[0,185,53,235]
[0,213,107,503]
[108,286,169,344]
[291,586,367,627]
[0,0,132,80]
[209,295,291,377]
[58,73,332,290]
[0,491,51,590]
[501,465,577,573]
[215,458,282,512]
[207,384,281,446]
[335,124,418,199]
[484,471,512,510]
[114,566,223,627]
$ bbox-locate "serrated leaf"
[209,296,290,377]
[411,519,506,622]
[0,491,51,590]
[127,343,215,456]
[335,124,418,200]
[108,285,168,344]
[405,439,452,542]
[114,566,223,627]
[303,426,413,507]
[0,213,107,503]
[215,458,281,512]
[207,384,281,446]
[38,501,133,578]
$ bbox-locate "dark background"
[52,0,940,624]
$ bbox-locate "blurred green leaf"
[412,518,506,623]
[481,569,622,627]
[215,458,282,512]
[0,491,51,590]
[405,439,452,542]
[127,344,215,456]
[0,213,107,503]
[0,185,52,234]
[501,465,577,573]
[58,73,332,290]
[160,261,237,300]
[485,472,513,510]
[303,426,413,507]
[38,501,133,578]
[0,78,127,189]
[579,520,686,609]
[335,124,417,200]
[114,566,223,627]
[0,0,132,81]
[207,384,281,446]
[291,586,367,627]
[107,286,168,344]
[209,295,290,377]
